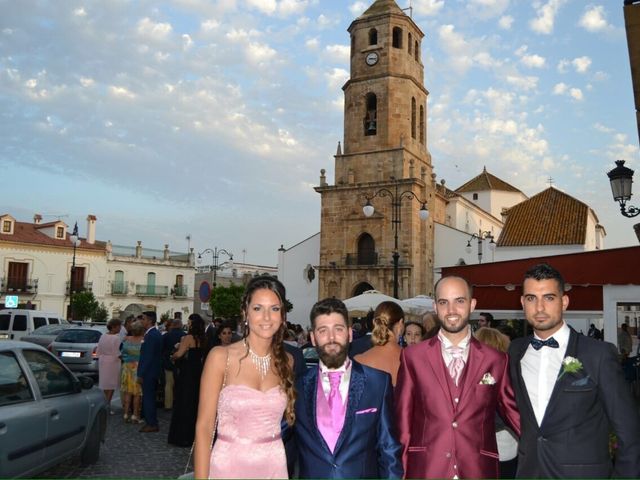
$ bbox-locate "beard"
[439,314,469,334]
[316,341,349,369]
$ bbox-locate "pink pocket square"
[355,408,377,414]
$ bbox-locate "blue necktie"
[530,337,559,350]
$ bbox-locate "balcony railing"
[172,285,190,298]
[66,281,93,295]
[345,252,379,266]
[135,284,169,297]
[111,282,128,295]
[0,277,38,293]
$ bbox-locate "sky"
[1,0,638,266]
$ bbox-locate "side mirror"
[77,375,94,390]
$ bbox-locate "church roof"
[361,0,404,17]
[0,219,106,251]
[497,187,594,246]
[455,167,522,193]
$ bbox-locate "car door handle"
[0,422,6,434]
[50,409,59,419]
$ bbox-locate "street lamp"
[197,247,233,287]
[69,222,81,320]
[607,159,640,217]
[465,230,496,264]
[362,178,429,299]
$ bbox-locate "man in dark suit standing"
[294,298,402,479]
[137,310,163,433]
[395,275,520,479]
[509,263,640,478]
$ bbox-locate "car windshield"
[31,325,68,335]
[56,329,102,343]
[0,314,10,330]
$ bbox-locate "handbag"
[180,351,229,479]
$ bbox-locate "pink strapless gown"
[209,384,287,479]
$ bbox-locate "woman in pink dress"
[96,318,123,414]
[194,276,295,479]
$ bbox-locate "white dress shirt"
[437,328,472,364]
[319,358,352,403]
[521,322,570,425]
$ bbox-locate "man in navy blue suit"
[294,298,403,479]
[137,310,163,433]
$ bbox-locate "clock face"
[365,52,379,66]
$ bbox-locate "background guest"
[121,320,144,423]
[96,318,122,414]
[162,318,185,411]
[216,321,234,346]
[403,321,426,346]
[137,310,163,433]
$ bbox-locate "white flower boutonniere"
[479,372,496,385]
[558,356,583,380]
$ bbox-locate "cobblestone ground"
[41,401,191,479]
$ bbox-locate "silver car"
[48,325,108,377]
[20,323,75,348]
[0,341,107,477]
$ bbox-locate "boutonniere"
[479,372,496,385]
[558,356,583,380]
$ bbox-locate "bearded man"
[395,275,520,479]
[293,297,403,479]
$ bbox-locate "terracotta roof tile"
[455,167,522,193]
[0,220,105,251]
[436,182,459,199]
[497,187,589,246]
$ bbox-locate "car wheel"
[80,413,103,466]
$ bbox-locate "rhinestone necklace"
[245,339,272,379]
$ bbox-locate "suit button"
[445,453,451,458]
[332,464,337,468]
[452,421,458,428]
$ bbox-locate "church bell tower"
[316,0,436,300]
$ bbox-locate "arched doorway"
[352,282,374,296]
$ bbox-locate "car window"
[0,352,34,406]
[33,317,46,329]
[0,314,10,330]
[56,329,102,343]
[22,350,76,397]
[13,315,27,331]
[49,317,59,325]
[32,324,67,335]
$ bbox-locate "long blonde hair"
[371,301,404,346]
[475,327,510,353]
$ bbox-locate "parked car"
[0,309,68,341]
[21,323,75,348]
[0,341,107,478]
[48,325,108,377]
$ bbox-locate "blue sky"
[0,0,638,265]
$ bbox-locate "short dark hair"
[479,312,494,325]
[523,263,565,294]
[142,311,157,324]
[309,298,350,329]
[434,275,473,300]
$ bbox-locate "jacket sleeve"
[394,348,414,476]
[377,373,404,479]
[496,351,521,437]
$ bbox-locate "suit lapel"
[334,361,365,454]
[458,338,485,406]
[304,367,332,453]
[424,337,455,412]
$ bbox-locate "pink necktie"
[447,346,465,386]
[328,371,344,428]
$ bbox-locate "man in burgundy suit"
[395,276,520,479]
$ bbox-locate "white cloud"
[593,123,614,134]
[247,0,277,15]
[278,0,309,16]
[414,0,445,16]
[552,83,583,100]
[201,19,220,31]
[579,5,611,33]
[245,42,277,66]
[506,74,538,91]
[557,59,570,73]
[468,0,509,19]
[73,7,87,17]
[108,86,136,99]
[349,2,368,16]
[136,18,173,40]
[325,44,350,63]
[182,34,193,51]
[325,68,349,91]
[530,0,567,35]
[521,54,546,68]
[569,88,583,101]
[572,56,591,73]
[79,77,95,88]
[305,37,319,50]
[553,82,568,95]
[498,15,513,30]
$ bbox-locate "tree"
[210,284,245,319]
[71,291,99,321]
[93,302,109,323]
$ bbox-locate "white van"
[0,309,68,341]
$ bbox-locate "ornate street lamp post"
[465,230,496,264]
[607,160,639,218]
[69,222,81,320]
[197,247,234,287]
[362,178,429,299]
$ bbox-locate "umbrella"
[400,295,435,316]
[343,290,401,315]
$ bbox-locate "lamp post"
[197,247,234,287]
[362,178,429,299]
[607,159,640,217]
[465,230,496,264]
[69,222,81,320]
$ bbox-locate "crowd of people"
[94,263,640,479]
